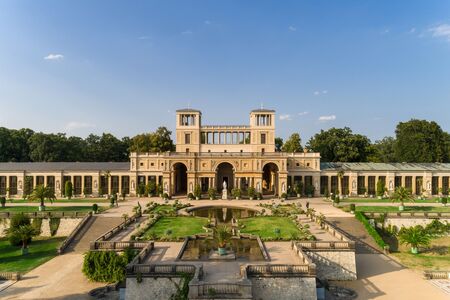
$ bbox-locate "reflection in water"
[190,207,256,223]
[181,238,264,261]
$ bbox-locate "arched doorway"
[173,163,187,195]
[262,163,279,195]
[216,162,234,191]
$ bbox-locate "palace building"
[1,108,450,198]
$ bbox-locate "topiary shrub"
[49,218,60,236]
[65,181,73,199]
[350,203,356,212]
[32,218,43,235]
[7,213,32,246]
[0,196,6,207]
[92,203,98,213]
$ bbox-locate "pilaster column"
[81,176,86,197]
[438,176,443,195]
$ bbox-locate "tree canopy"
[128,127,175,153]
[307,127,373,162]
[282,133,303,153]
[394,119,449,163]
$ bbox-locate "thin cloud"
[428,23,450,41]
[204,20,211,25]
[298,111,309,116]
[181,30,193,35]
[314,90,328,96]
[381,28,390,35]
[288,26,297,32]
[318,115,336,122]
[65,121,95,131]
[409,27,416,34]
[138,36,150,40]
[44,54,64,61]
[279,114,292,121]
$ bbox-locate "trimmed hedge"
[49,218,60,236]
[355,212,386,249]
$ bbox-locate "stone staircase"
[327,217,381,254]
[65,216,123,253]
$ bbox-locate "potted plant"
[305,185,315,198]
[442,197,448,207]
[208,188,217,200]
[214,225,232,256]
[163,193,169,200]
[248,187,256,200]
[391,186,413,211]
[333,196,340,207]
[280,192,288,200]
[0,196,6,208]
[194,184,202,200]
[399,226,430,254]
[232,188,241,200]
[256,192,262,200]
[28,184,56,211]
[10,224,38,255]
[188,192,195,200]
[157,184,163,197]
[376,180,385,199]
[294,182,303,198]
[350,203,356,214]
[323,187,329,199]
[92,203,98,214]
[147,180,156,197]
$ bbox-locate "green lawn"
[151,205,177,214]
[349,205,450,213]
[338,198,441,204]
[240,216,300,239]
[0,237,65,273]
[142,216,207,240]
[0,206,105,213]
[389,236,450,271]
[8,198,110,203]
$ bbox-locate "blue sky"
[0,1,449,143]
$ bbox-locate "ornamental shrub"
[92,203,98,213]
[49,218,60,236]
[208,188,217,199]
[376,180,385,197]
[65,181,73,199]
[350,203,356,212]
[82,250,131,283]
[194,184,202,199]
[8,213,32,246]
[137,183,146,197]
[355,212,386,249]
[248,187,256,199]
[32,218,43,235]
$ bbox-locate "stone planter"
[218,247,227,256]
[39,205,45,211]
[411,247,418,254]
[297,194,301,198]
[196,197,200,200]
[399,205,404,211]
[249,197,253,200]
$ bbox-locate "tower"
[175,109,202,153]
[249,109,276,153]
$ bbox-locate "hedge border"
[355,211,386,249]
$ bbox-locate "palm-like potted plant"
[391,186,413,211]
[294,182,303,198]
[194,184,202,200]
[0,196,6,208]
[208,188,217,200]
[232,188,241,200]
[28,184,56,211]
[398,226,430,254]
[214,225,232,256]
[10,224,38,255]
[248,187,256,200]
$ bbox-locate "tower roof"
[176,108,201,113]
[251,108,275,113]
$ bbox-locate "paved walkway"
[0,199,148,300]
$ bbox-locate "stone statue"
[223,180,227,190]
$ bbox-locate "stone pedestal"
[222,189,228,200]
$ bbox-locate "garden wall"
[383,217,450,229]
[0,218,82,237]
[305,250,357,280]
[250,277,317,300]
[125,277,183,299]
